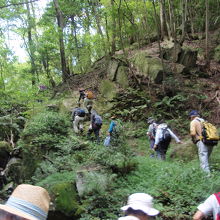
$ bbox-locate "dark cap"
[189,110,199,117]
[147,117,155,124]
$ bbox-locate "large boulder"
[162,41,182,62]
[107,58,120,81]
[116,66,129,89]
[177,47,198,68]
[131,52,166,84]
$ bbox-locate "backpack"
[76,109,86,117]
[86,91,94,99]
[160,127,171,143]
[113,120,123,134]
[214,192,220,220]
[94,115,102,126]
[200,120,219,146]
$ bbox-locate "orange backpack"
[85,91,94,99]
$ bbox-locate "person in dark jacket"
[87,110,102,143]
[77,88,86,107]
[71,107,86,133]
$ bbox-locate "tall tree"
[53,0,70,82]
[205,0,209,64]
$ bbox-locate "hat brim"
[121,204,159,216]
[0,205,38,220]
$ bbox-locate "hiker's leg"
[197,141,210,173]
[208,145,214,158]
[73,116,80,133]
[78,117,84,132]
[87,124,93,138]
[149,139,155,158]
[94,127,100,143]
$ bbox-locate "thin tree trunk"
[118,0,125,53]
[89,0,103,37]
[205,0,209,64]
[180,0,186,44]
[152,1,166,85]
[111,0,116,54]
[188,1,195,36]
[160,0,165,39]
[53,0,70,82]
[26,1,37,85]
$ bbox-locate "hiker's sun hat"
[121,193,159,216]
[147,117,155,124]
[118,216,139,220]
[0,184,50,220]
[189,110,199,117]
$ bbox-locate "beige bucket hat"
[0,184,50,220]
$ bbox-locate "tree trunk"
[26,1,37,85]
[160,0,165,39]
[180,0,186,44]
[111,0,116,54]
[152,1,166,85]
[53,0,70,82]
[205,0,209,64]
[89,0,103,37]
[188,1,195,36]
[117,0,125,53]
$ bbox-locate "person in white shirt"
[193,192,220,220]
[153,123,182,160]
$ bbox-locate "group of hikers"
[118,191,220,220]
[72,89,219,175]
[147,110,219,174]
[71,88,120,146]
[0,184,219,220]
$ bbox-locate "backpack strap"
[214,192,220,204]
[214,193,220,220]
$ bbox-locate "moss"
[131,52,164,83]
[51,182,82,217]
[0,141,12,152]
[116,66,129,89]
[99,79,117,100]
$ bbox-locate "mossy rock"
[131,52,165,84]
[0,141,12,152]
[178,47,198,68]
[116,66,129,89]
[107,59,119,81]
[99,79,117,100]
[51,182,82,217]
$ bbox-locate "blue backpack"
[94,115,102,126]
[76,109,85,117]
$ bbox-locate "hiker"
[77,88,86,107]
[119,193,159,220]
[88,110,102,143]
[71,107,86,133]
[189,110,213,173]
[104,115,118,147]
[193,192,220,220]
[0,184,50,220]
[146,117,158,157]
[83,90,94,114]
[153,122,182,160]
[118,216,139,220]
